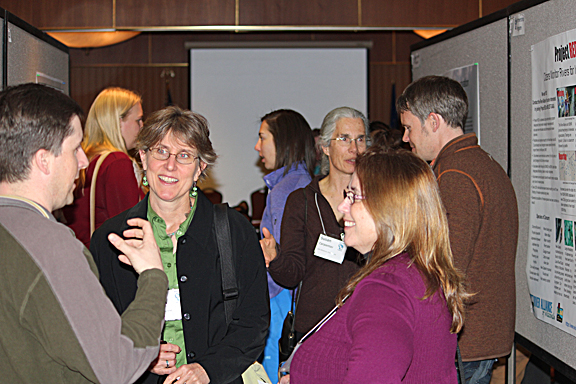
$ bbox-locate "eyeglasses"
[148,147,198,165]
[331,135,368,148]
[343,189,365,205]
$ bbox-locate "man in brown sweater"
[397,76,519,384]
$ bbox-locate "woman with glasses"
[90,106,269,384]
[63,87,144,248]
[261,106,369,340]
[254,109,316,382]
[283,148,467,384]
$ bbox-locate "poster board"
[411,15,509,171]
[412,0,576,377]
[509,0,576,375]
[5,12,69,94]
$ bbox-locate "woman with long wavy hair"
[284,147,468,383]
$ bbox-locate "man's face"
[51,116,88,210]
[400,111,439,162]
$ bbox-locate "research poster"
[444,64,480,141]
[528,28,576,336]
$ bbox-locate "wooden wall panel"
[69,35,149,65]
[70,66,189,119]
[239,0,358,25]
[115,0,235,27]
[369,63,412,124]
[0,0,113,29]
[395,31,424,63]
[362,0,479,27]
[70,29,421,126]
[482,0,518,16]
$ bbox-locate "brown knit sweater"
[432,133,519,361]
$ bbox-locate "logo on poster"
[555,42,576,62]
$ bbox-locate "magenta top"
[290,252,458,384]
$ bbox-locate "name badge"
[165,288,182,321]
[314,234,347,264]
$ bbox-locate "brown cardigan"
[268,176,361,334]
[433,133,519,361]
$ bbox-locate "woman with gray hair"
[261,106,369,340]
[91,106,269,384]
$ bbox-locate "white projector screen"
[190,46,368,210]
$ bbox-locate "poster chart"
[528,28,576,336]
[444,63,480,141]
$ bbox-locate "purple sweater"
[260,162,311,298]
[290,253,457,384]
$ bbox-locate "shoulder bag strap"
[456,342,466,384]
[214,203,239,326]
[89,152,112,237]
[289,188,308,333]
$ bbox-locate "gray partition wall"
[412,0,576,379]
[5,11,69,94]
[411,15,509,172]
[509,0,576,377]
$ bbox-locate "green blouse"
[147,197,197,368]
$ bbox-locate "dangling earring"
[142,172,148,187]
[190,181,198,198]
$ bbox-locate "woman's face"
[254,121,277,170]
[120,102,144,150]
[338,172,377,254]
[323,117,366,176]
[140,132,206,204]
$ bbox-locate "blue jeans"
[459,359,497,384]
[262,289,292,384]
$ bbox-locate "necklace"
[166,190,195,237]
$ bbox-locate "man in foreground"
[0,83,167,383]
[397,75,519,384]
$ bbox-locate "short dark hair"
[0,83,83,183]
[136,106,217,179]
[261,109,315,177]
[396,75,468,129]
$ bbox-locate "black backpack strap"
[214,203,238,326]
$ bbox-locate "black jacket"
[90,191,270,384]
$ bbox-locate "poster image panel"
[444,63,480,142]
[529,28,576,337]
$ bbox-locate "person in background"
[284,147,468,384]
[398,75,518,384]
[63,87,144,248]
[0,83,167,384]
[255,109,316,382]
[91,106,269,384]
[261,106,368,339]
[368,120,404,149]
[311,128,322,175]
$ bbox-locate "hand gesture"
[259,227,277,268]
[108,218,163,274]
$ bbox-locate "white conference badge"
[311,192,347,263]
[165,288,183,321]
[314,234,347,264]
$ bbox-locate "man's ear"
[34,149,52,175]
[428,113,443,133]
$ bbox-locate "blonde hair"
[337,147,468,333]
[83,87,142,159]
